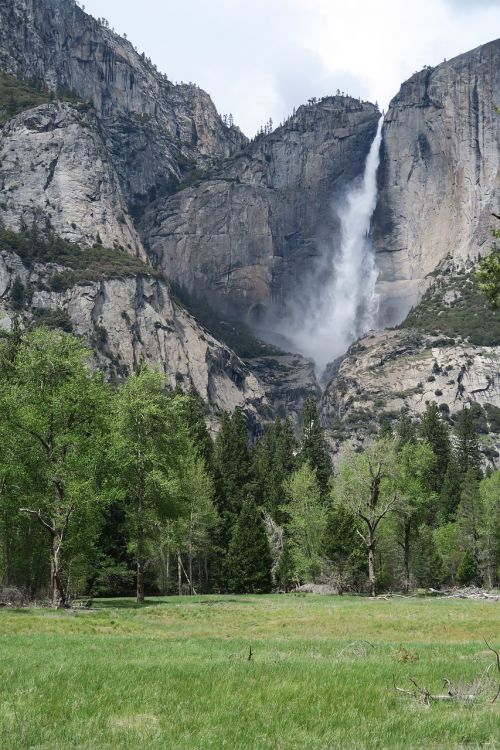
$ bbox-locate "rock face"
[146,98,380,320]
[322,327,500,467]
[0,249,269,422]
[0,102,144,255]
[0,0,246,215]
[374,39,500,325]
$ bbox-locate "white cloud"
[82,0,500,134]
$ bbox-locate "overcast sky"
[82,0,500,135]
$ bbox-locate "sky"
[82,0,500,135]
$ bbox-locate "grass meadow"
[0,595,499,749]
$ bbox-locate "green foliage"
[323,501,365,593]
[401,269,500,345]
[419,402,450,494]
[226,498,272,593]
[10,276,25,310]
[112,366,194,602]
[453,408,482,478]
[0,71,53,126]
[283,463,327,583]
[0,327,110,606]
[479,471,500,588]
[253,417,297,519]
[298,395,331,496]
[456,548,479,585]
[0,227,154,286]
[31,308,74,333]
[476,250,500,309]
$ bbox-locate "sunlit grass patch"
[0,595,498,749]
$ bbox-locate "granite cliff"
[374,40,500,326]
[145,97,380,321]
[0,0,499,451]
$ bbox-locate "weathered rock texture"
[0,0,246,215]
[0,102,144,255]
[374,39,500,325]
[0,249,268,421]
[146,98,380,320]
[322,327,500,466]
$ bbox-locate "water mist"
[283,116,384,373]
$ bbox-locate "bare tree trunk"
[177,550,182,596]
[403,522,411,593]
[51,532,65,609]
[368,530,376,597]
[188,541,193,596]
[136,492,145,604]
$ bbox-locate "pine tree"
[439,455,462,521]
[253,417,297,519]
[323,503,364,594]
[419,402,450,493]
[456,548,479,586]
[457,468,483,577]
[179,387,214,470]
[213,408,252,525]
[299,395,331,496]
[226,498,272,593]
[453,408,482,478]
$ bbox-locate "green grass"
[0,595,499,749]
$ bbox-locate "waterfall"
[285,116,384,373]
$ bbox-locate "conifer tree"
[323,502,364,594]
[299,395,331,496]
[479,471,500,588]
[439,455,462,521]
[179,387,214,470]
[453,408,482,478]
[253,417,297,519]
[226,498,272,593]
[419,402,450,493]
[457,468,483,575]
[456,548,479,585]
[213,408,252,528]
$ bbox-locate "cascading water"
[284,116,384,373]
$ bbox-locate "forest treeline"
[0,325,498,607]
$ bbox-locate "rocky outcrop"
[322,327,500,466]
[146,97,380,320]
[0,102,144,255]
[0,249,268,422]
[0,0,246,214]
[245,352,319,424]
[374,39,500,325]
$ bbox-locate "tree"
[299,396,331,496]
[476,250,500,308]
[456,468,483,578]
[323,501,364,594]
[283,463,327,583]
[10,276,25,310]
[333,439,400,596]
[456,548,479,586]
[113,366,190,603]
[394,441,435,591]
[419,402,450,494]
[439,455,462,521]
[479,471,500,588]
[169,455,217,594]
[226,498,272,593]
[453,408,482,478]
[0,328,109,607]
[253,417,297,519]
